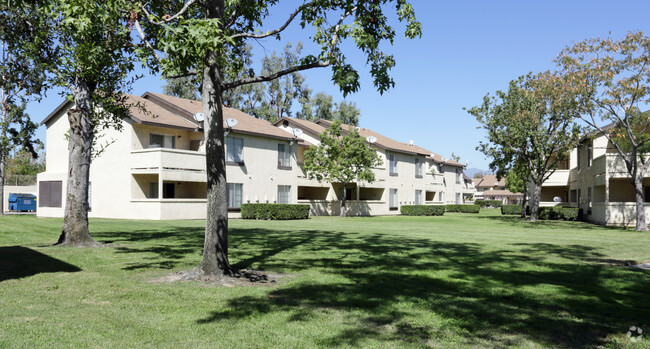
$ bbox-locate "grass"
[0,210,649,348]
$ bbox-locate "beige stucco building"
[474,175,523,204]
[37,92,475,220]
[540,132,650,226]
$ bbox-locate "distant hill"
[464,167,492,179]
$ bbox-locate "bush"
[241,203,310,220]
[445,204,480,213]
[401,205,445,216]
[518,206,580,221]
[501,204,523,215]
[475,199,502,208]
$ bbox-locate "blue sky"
[25,0,650,170]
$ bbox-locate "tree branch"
[229,1,316,40]
[223,61,330,90]
[142,0,198,25]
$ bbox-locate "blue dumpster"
[8,193,37,211]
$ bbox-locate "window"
[414,158,422,178]
[577,145,582,170]
[587,187,592,215]
[456,168,461,184]
[149,183,158,199]
[278,144,291,169]
[456,192,461,204]
[277,185,291,204]
[226,136,244,164]
[227,183,243,209]
[149,133,175,149]
[38,181,62,207]
[415,190,423,205]
[389,154,398,176]
[389,189,398,209]
[587,141,593,167]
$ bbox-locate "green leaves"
[303,120,382,186]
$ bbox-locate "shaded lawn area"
[0,210,649,348]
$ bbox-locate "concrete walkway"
[627,263,650,270]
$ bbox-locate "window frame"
[415,158,422,178]
[277,185,292,204]
[389,188,398,209]
[149,133,176,149]
[226,136,244,166]
[389,154,398,176]
[227,183,243,210]
[277,143,291,170]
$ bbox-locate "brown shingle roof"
[479,189,523,197]
[315,119,465,167]
[475,175,506,188]
[143,92,293,140]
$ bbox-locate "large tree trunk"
[198,46,233,278]
[340,185,347,217]
[633,171,648,231]
[57,81,97,246]
[520,180,527,219]
[0,151,5,215]
[528,180,541,222]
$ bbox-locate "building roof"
[475,175,506,188]
[42,92,296,141]
[479,189,523,197]
[274,117,465,167]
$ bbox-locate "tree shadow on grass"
[209,229,648,348]
[0,246,81,282]
[477,215,629,231]
[92,224,649,347]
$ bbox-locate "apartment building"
[474,174,523,204]
[540,132,650,226]
[37,92,475,219]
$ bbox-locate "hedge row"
[538,207,580,221]
[400,205,445,216]
[501,204,522,215]
[241,203,310,220]
[501,205,580,221]
[445,204,481,213]
[475,199,502,208]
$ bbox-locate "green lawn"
[0,210,649,348]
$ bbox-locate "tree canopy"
[303,120,382,217]
[467,72,583,221]
[557,31,650,231]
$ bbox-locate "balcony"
[544,170,570,186]
[131,148,206,182]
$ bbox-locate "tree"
[0,38,42,215]
[298,91,361,125]
[134,0,421,278]
[3,0,140,245]
[505,159,529,218]
[557,32,650,231]
[163,77,201,100]
[303,120,382,217]
[6,146,45,177]
[467,72,583,221]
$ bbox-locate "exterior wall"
[541,132,650,226]
[3,185,37,213]
[39,104,476,219]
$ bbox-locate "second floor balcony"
[130,148,206,182]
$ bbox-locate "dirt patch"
[148,268,288,287]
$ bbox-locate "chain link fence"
[3,175,37,186]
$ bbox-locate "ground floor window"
[227,183,243,209]
[278,185,291,204]
[389,188,398,209]
[149,182,175,199]
[455,192,461,204]
[415,190,423,205]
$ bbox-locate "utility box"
[8,193,37,212]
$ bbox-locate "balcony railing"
[131,148,206,172]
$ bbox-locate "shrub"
[521,206,580,221]
[445,204,480,213]
[501,204,523,215]
[475,199,502,208]
[241,203,310,220]
[401,205,445,216]
[561,207,579,221]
